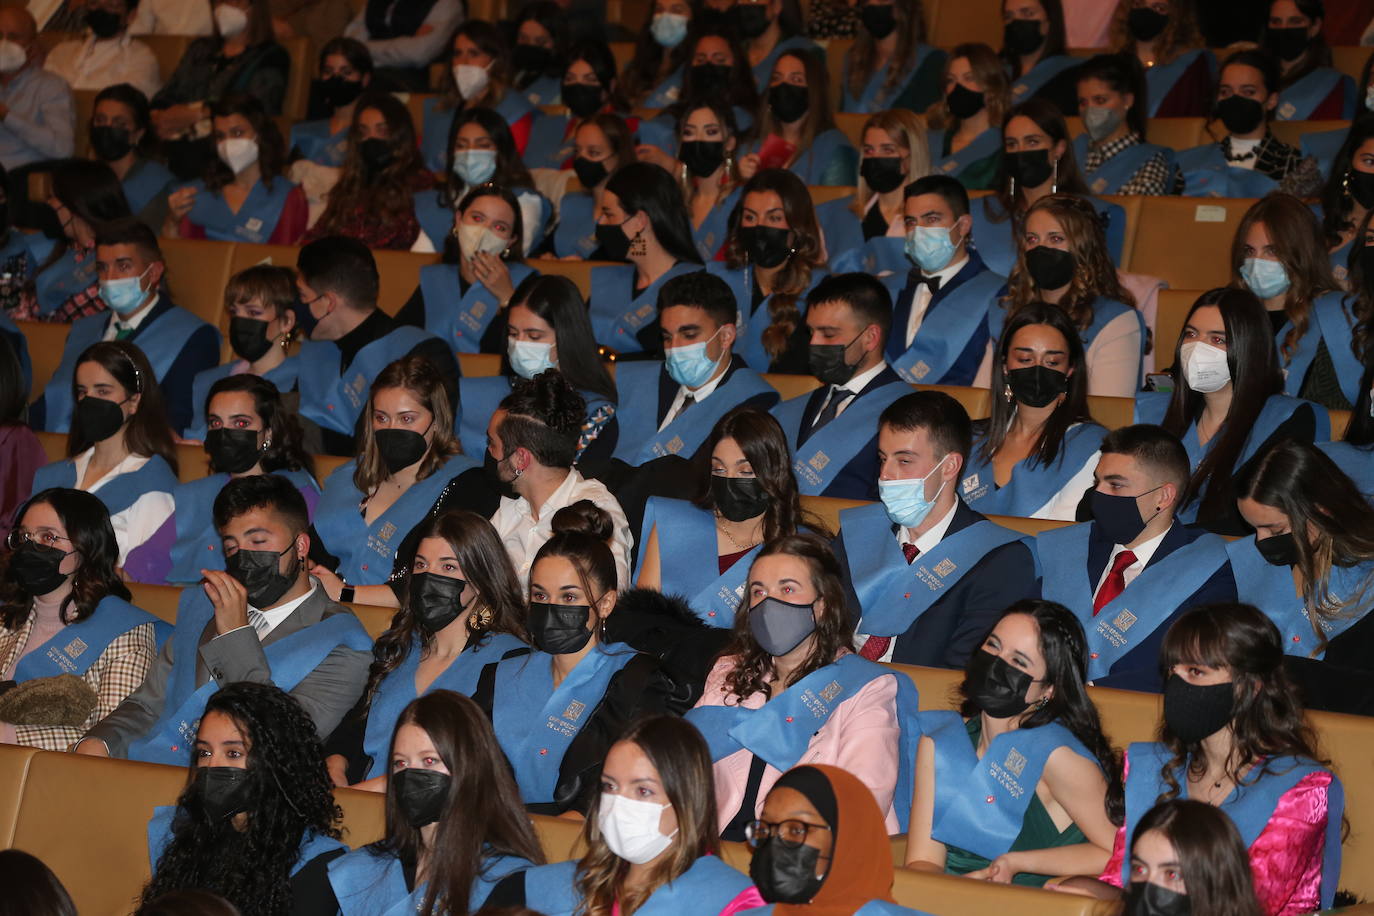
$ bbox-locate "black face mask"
[1003,19,1044,56]
[359,138,394,181]
[690,63,732,97]
[1255,532,1298,567]
[680,140,726,178]
[562,82,604,119]
[1090,486,1160,547]
[513,43,555,74]
[89,125,134,162]
[572,155,608,189]
[965,649,1035,718]
[86,8,122,39]
[1126,7,1169,42]
[375,428,430,474]
[712,475,770,523]
[750,836,826,904]
[595,220,633,261]
[731,3,772,39]
[225,543,299,609]
[1214,95,1265,135]
[528,600,595,654]
[1123,881,1192,916]
[483,450,520,500]
[75,396,127,443]
[808,337,860,387]
[860,3,897,39]
[1349,170,1374,210]
[1163,674,1234,744]
[228,315,275,362]
[1024,245,1076,290]
[1266,26,1309,63]
[1006,364,1069,408]
[738,225,792,268]
[392,767,451,828]
[206,428,264,475]
[9,542,72,595]
[187,766,252,824]
[314,76,364,112]
[768,83,810,124]
[946,83,986,120]
[860,156,905,194]
[409,572,468,633]
[1005,148,1054,189]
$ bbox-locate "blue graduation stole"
[521,861,581,916]
[840,502,1022,635]
[126,589,373,765]
[815,198,866,273]
[1010,55,1080,101]
[969,198,1126,275]
[772,380,908,495]
[296,325,435,435]
[290,118,349,166]
[361,631,530,779]
[1275,68,1350,121]
[1317,442,1374,500]
[842,44,939,112]
[165,469,320,585]
[122,159,175,216]
[831,235,907,277]
[1035,523,1229,680]
[921,709,1094,860]
[412,189,454,250]
[928,128,1002,181]
[685,653,921,831]
[524,855,755,916]
[456,376,611,457]
[1144,49,1210,117]
[329,847,531,916]
[709,263,828,371]
[523,111,572,171]
[491,644,637,803]
[33,453,178,518]
[609,361,776,465]
[644,68,684,107]
[32,246,95,317]
[1122,741,1343,908]
[522,73,563,106]
[960,422,1105,518]
[41,305,212,433]
[692,187,741,262]
[1226,537,1373,660]
[1301,128,1344,185]
[638,496,757,628]
[1177,143,1280,198]
[184,177,296,244]
[790,129,856,186]
[1073,135,1175,195]
[750,36,819,90]
[419,261,537,354]
[313,453,477,585]
[1276,292,1361,405]
[423,93,534,171]
[12,595,168,681]
[148,804,344,873]
[589,262,698,354]
[553,191,598,259]
[184,358,300,439]
[890,269,1003,384]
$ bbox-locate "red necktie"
[1093,550,1137,617]
[859,544,921,660]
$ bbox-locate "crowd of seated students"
[1,0,1374,913]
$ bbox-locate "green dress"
[942,717,1087,888]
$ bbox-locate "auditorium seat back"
[529,258,618,299]
[73,89,98,158]
[809,185,856,208]
[35,429,65,463]
[761,372,822,401]
[140,35,194,88]
[1127,197,1250,291]
[162,238,235,329]
[16,319,70,402]
[930,0,1002,46]
[799,494,870,533]
[126,583,181,625]
[1153,288,1204,365]
[459,353,504,377]
[0,743,41,846]
[347,602,399,639]
[1099,196,1144,270]
[835,112,869,153]
[281,36,312,121]
[1269,119,1348,149]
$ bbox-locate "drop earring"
[1051,157,1058,194]
[1003,383,1014,403]
[630,230,647,257]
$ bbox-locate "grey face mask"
[748,596,818,657]
[1083,105,1124,142]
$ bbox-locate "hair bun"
[549,499,613,541]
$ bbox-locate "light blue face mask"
[650,12,689,48]
[100,265,153,316]
[905,225,959,273]
[453,149,497,185]
[508,338,556,379]
[665,328,723,389]
[1240,257,1291,299]
[878,454,949,528]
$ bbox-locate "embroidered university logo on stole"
[907,360,932,380]
[344,372,368,409]
[800,679,845,719]
[462,300,488,332]
[653,435,685,458]
[562,700,586,721]
[962,474,980,496]
[1004,748,1028,778]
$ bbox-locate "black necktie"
[800,387,850,445]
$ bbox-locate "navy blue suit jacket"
[884,251,994,386]
[834,499,1039,670]
[790,365,904,501]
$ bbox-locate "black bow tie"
[910,273,942,292]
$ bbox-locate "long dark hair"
[94,82,159,159]
[1074,53,1149,138]
[692,406,828,542]
[1345,203,1374,366]
[373,692,545,916]
[0,850,75,916]
[756,50,836,153]
[37,158,131,272]
[1319,116,1374,250]
[312,93,424,238]
[440,20,513,111]
[501,274,616,404]
[620,5,693,105]
[1268,0,1334,88]
[440,108,535,209]
[1157,603,1326,797]
[958,599,1124,824]
[141,683,343,916]
[205,374,313,477]
[1237,440,1374,654]
[441,184,526,267]
[1160,288,1283,521]
[722,534,854,702]
[1001,0,1067,77]
[533,503,618,605]
[604,162,703,266]
[0,488,129,629]
[512,1,568,88]
[987,98,1092,222]
[204,93,288,192]
[566,39,630,113]
[364,511,530,707]
[1206,50,1281,140]
[68,341,178,472]
[846,0,927,102]
[980,302,1094,467]
[673,25,759,116]
[1130,800,1264,916]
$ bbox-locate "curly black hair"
[140,683,342,916]
[496,369,588,469]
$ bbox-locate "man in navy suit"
[1036,425,1237,692]
[833,391,1038,669]
[770,273,911,501]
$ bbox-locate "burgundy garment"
[0,424,48,536]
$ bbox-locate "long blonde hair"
[353,356,461,494]
[849,109,930,220]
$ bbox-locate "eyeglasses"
[6,529,73,551]
[744,818,831,849]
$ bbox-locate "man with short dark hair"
[834,390,1038,668]
[294,236,460,455]
[770,272,911,501]
[76,474,372,761]
[33,217,219,434]
[1035,424,1237,691]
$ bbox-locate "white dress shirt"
[812,360,888,425]
[128,0,214,36]
[854,499,959,663]
[344,0,464,69]
[903,253,968,349]
[1093,524,1171,598]
[659,361,727,431]
[101,294,159,341]
[70,448,175,564]
[490,468,634,588]
[213,584,318,642]
[45,33,162,97]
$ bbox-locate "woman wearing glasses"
[0,488,166,750]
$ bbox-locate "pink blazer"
[692,654,904,834]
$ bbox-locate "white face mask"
[217,136,259,174]
[456,222,509,261]
[214,3,249,38]
[453,63,491,99]
[597,792,676,865]
[1180,340,1231,393]
[0,39,26,74]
